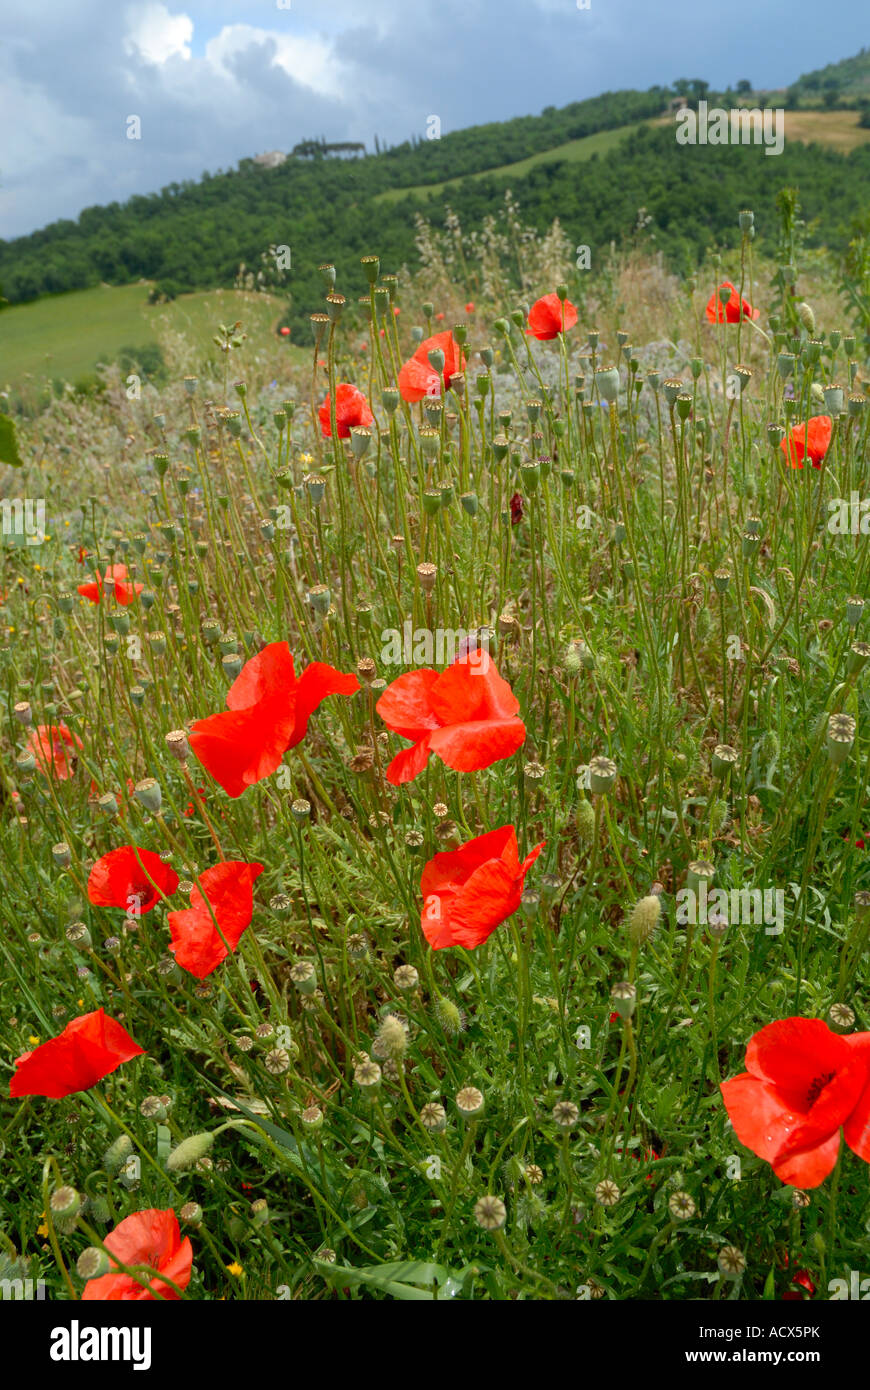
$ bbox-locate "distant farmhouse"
[251,141,367,168]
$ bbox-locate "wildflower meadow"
[1,201,869,1337]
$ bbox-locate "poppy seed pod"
[738,209,754,232]
[827,1002,855,1035]
[847,641,870,675]
[165,729,190,763]
[133,777,162,814]
[456,1085,485,1118]
[360,254,379,285]
[595,366,620,403]
[846,596,864,627]
[663,378,683,405]
[290,960,317,995]
[711,743,739,776]
[686,859,715,894]
[675,392,693,420]
[354,1059,382,1095]
[611,981,637,1020]
[474,1195,507,1231]
[826,712,855,766]
[824,384,845,416]
[77,1246,111,1280]
[588,755,617,794]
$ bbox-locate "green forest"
[2,79,870,342]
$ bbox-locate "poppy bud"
[102,1134,134,1175]
[373,1014,407,1060]
[167,1131,215,1172]
[575,799,596,846]
[797,302,815,334]
[628,894,661,945]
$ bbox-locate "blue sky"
[0,0,866,238]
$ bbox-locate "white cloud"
[124,3,193,65]
[203,24,346,100]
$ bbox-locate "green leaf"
[0,414,24,468]
[316,1259,459,1300]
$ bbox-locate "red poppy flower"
[720,1018,870,1188]
[81,1209,192,1301]
[420,825,544,949]
[510,491,524,525]
[168,860,263,977]
[77,564,143,606]
[318,383,374,439]
[705,281,759,324]
[397,331,466,402]
[88,846,179,915]
[780,416,832,470]
[10,1008,144,1099]
[465,302,475,314]
[27,723,82,779]
[435,312,445,321]
[526,293,578,340]
[782,1268,816,1300]
[279,326,290,337]
[189,641,358,798]
[377,649,526,785]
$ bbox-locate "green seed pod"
[166,1131,216,1172]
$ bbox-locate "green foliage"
[1,81,866,346]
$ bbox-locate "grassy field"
[0,284,303,395]
[1,213,869,1306]
[375,123,641,203]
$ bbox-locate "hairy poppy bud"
[166,1131,215,1172]
[628,895,661,945]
